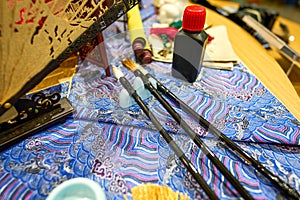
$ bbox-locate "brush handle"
[118,76,218,200]
[147,74,300,200]
[135,70,253,200]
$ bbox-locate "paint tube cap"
[182,5,206,32]
[141,50,152,64]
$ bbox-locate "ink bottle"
[172,5,208,82]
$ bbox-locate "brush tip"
[112,66,124,80]
[121,57,137,71]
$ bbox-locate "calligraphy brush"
[111,66,218,200]
[121,58,253,200]
[121,58,300,200]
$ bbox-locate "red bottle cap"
[182,5,206,32]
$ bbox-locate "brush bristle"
[121,58,138,71]
[112,66,124,80]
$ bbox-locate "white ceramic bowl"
[46,178,106,200]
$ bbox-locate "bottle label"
[172,31,208,82]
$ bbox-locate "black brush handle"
[135,71,253,200]
[147,74,300,200]
[119,76,218,200]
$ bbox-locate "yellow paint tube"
[126,5,152,63]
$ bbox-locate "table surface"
[2,1,300,200]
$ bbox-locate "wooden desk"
[190,0,300,121]
[271,17,300,95]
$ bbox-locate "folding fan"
[0,0,140,116]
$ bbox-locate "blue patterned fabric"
[1,2,300,200]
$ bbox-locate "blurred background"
[231,0,300,23]
[224,0,300,96]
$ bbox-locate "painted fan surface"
[0,0,140,115]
